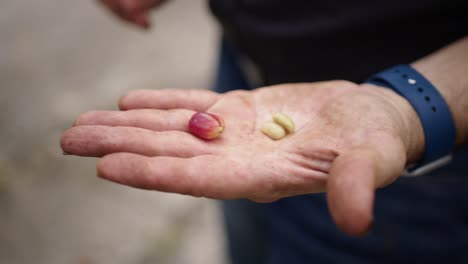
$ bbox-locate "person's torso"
[209,0,468,84]
[211,2,468,262]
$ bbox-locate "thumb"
[326,146,405,236]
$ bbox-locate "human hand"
[61,81,424,236]
[98,0,168,29]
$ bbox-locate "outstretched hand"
[61,80,423,236]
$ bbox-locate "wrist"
[364,64,458,175]
[411,62,468,145]
[411,37,468,145]
[360,83,425,164]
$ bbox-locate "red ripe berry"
[188,112,225,140]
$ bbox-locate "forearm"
[411,36,468,145]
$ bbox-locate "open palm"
[61,80,421,235]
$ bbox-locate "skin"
[71,1,468,236]
[97,0,167,29]
[62,81,421,236]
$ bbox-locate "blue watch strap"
[365,64,456,174]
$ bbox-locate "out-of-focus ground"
[0,1,227,263]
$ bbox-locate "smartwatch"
[365,64,456,176]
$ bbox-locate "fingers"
[326,146,405,236]
[119,0,158,28]
[98,0,160,29]
[61,125,215,158]
[130,13,150,29]
[74,109,195,132]
[97,153,247,199]
[119,89,220,111]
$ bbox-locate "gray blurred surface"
[0,0,227,263]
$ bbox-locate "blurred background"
[0,0,227,263]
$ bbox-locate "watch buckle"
[402,155,453,177]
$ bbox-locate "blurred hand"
[98,0,168,29]
[61,81,424,236]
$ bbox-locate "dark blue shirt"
[210,0,468,84]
